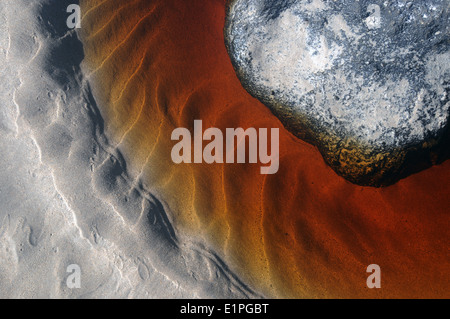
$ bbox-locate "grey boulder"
[224,0,449,186]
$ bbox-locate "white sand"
[0,0,261,299]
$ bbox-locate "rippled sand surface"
[79,0,450,298]
[0,0,448,299]
[0,0,260,298]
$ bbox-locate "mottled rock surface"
[225,0,449,186]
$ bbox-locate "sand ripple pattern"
[79,0,450,298]
[0,0,260,298]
